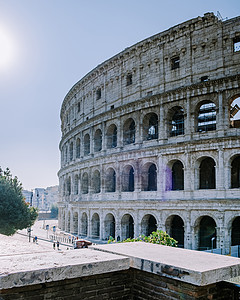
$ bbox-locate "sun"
[0,26,16,72]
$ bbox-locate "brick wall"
[0,269,236,300]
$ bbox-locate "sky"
[0,0,239,191]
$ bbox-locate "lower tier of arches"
[58,199,240,253]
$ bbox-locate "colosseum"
[58,13,240,253]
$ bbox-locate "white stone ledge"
[92,242,240,286]
[0,249,130,290]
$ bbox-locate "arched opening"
[122,165,134,192]
[166,215,184,248]
[106,124,117,148]
[82,173,88,194]
[81,213,88,237]
[84,134,90,155]
[121,214,134,240]
[199,157,216,189]
[65,145,68,163]
[172,160,184,190]
[67,212,71,232]
[197,101,216,132]
[230,96,240,128]
[232,217,240,246]
[67,177,71,195]
[73,212,78,234]
[91,213,100,239]
[94,129,102,152]
[104,213,115,239]
[231,155,240,188]
[123,118,135,145]
[105,168,116,192]
[169,106,184,137]
[143,113,158,140]
[92,170,101,193]
[76,138,80,158]
[69,142,73,161]
[142,163,157,191]
[74,175,79,195]
[141,214,157,236]
[198,216,216,250]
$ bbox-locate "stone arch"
[76,138,80,158]
[67,176,71,195]
[194,216,217,250]
[104,213,116,240]
[105,167,116,192]
[232,216,240,246]
[141,214,157,236]
[69,141,73,161]
[122,165,134,192]
[81,212,88,236]
[73,212,78,234]
[81,172,89,194]
[74,174,79,195]
[84,133,90,155]
[142,112,158,140]
[165,215,184,248]
[141,162,157,191]
[91,213,100,239]
[165,159,184,191]
[92,169,101,193]
[231,154,240,188]
[121,213,134,240]
[106,124,117,148]
[196,100,216,132]
[94,129,102,152]
[123,118,135,145]
[168,106,184,137]
[199,157,216,189]
[229,94,240,128]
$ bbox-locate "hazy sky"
[0,0,239,190]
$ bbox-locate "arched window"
[197,101,216,132]
[74,175,79,195]
[198,216,216,250]
[91,213,100,238]
[105,168,116,192]
[92,170,101,193]
[76,138,80,158]
[94,129,102,152]
[199,157,216,189]
[142,163,157,191]
[121,214,134,240]
[122,166,134,192]
[166,215,184,248]
[232,217,240,246]
[81,213,88,236]
[172,161,184,190]
[67,177,71,195]
[169,107,184,136]
[82,173,88,194]
[141,215,157,236]
[230,96,240,128]
[106,124,117,148]
[65,145,68,163]
[143,113,158,140]
[84,134,90,155]
[69,142,73,161]
[123,118,135,145]
[104,213,115,239]
[231,155,240,188]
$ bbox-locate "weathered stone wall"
[58,13,240,252]
[0,269,235,300]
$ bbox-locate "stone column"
[217,147,224,190]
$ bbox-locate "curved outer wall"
[58,13,240,252]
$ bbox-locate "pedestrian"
[57,241,59,250]
[34,236,38,243]
[33,237,35,243]
[53,242,56,250]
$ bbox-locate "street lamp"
[211,237,215,250]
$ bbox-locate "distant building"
[23,186,59,210]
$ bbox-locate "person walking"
[53,242,56,250]
[57,241,59,250]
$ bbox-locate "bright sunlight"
[0,25,16,72]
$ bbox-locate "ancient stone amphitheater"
[58,13,240,252]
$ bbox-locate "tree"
[0,167,38,235]
[108,230,178,247]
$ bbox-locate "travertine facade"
[58,13,240,253]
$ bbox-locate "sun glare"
[0,26,16,72]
